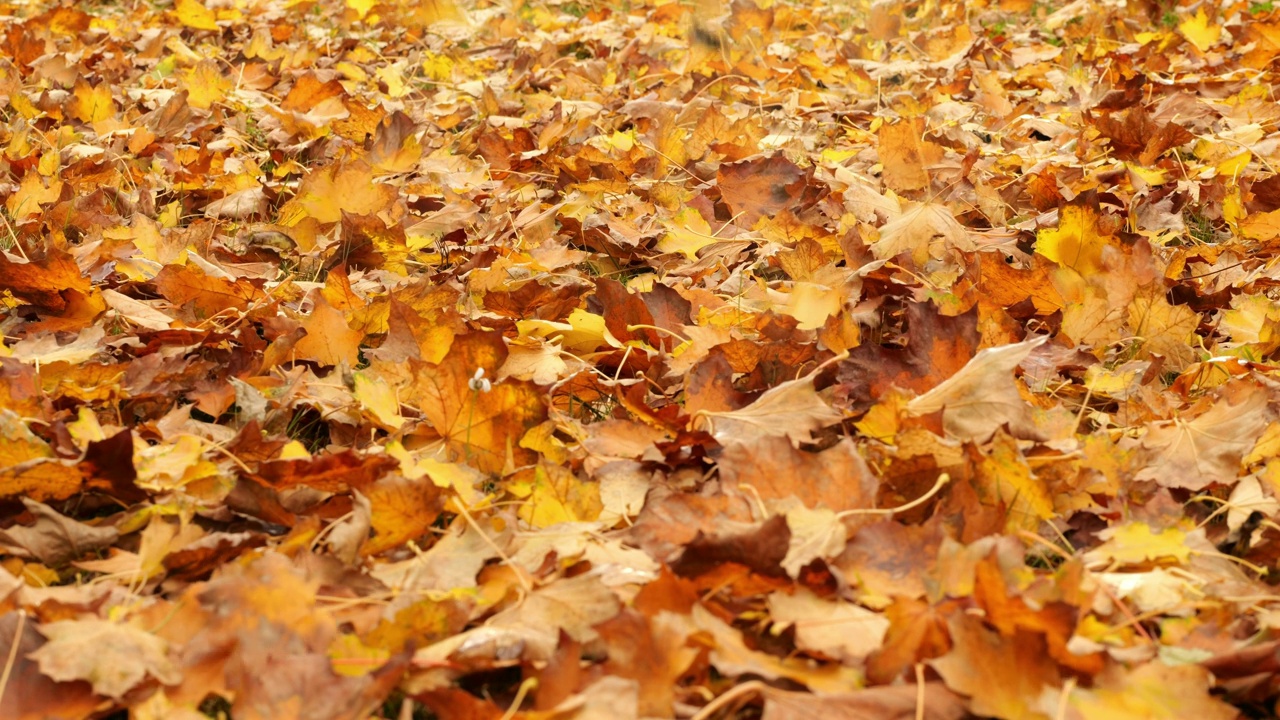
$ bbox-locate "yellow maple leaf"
[328,633,389,678]
[1178,8,1220,53]
[362,475,443,555]
[5,172,63,219]
[278,161,398,225]
[657,208,719,260]
[294,294,365,367]
[173,0,218,30]
[1127,288,1198,370]
[66,79,116,124]
[974,431,1055,531]
[1240,209,1280,241]
[179,60,230,110]
[353,370,405,431]
[509,463,602,528]
[345,0,378,20]
[1035,202,1111,274]
[1085,522,1190,569]
[784,281,842,330]
[1070,662,1238,720]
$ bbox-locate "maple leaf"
[278,161,398,225]
[407,331,548,473]
[179,59,231,110]
[66,78,116,124]
[5,171,64,220]
[717,154,813,228]
[361,474,444,555]
[1178,8,1222,53]
[0,249,102,320]
[717,436,879,512]
[761,684,967,720]
[691,603,864,694]
[152,263,264,321]
[173,0,218,29]
[0,458,84,503]
[692,367,843,446]
[31,619,181,700]
[835,301,980,415]
[768,588,889,663]
[930,614,1062,720]
[1083,522,1192,569]
[972,430,1056,531]
[1035,196,1114,275]
[1135,383,1270,490]
[0,612,100,720]
[781,505,848,577]
[0,498,118,565]
[593,610,696,717]
[871,200,972,265]
[367,110,424,174]
[1069,661,1237,719]
[657,206,720,260]
[508,461,603,527]
[877,117,944,192]
[906,335,1046,441]
[294,294,365,367]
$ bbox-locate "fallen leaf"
[0,611,100,720]
[1069,660,1236,719]
[0,498,118,565]
[31,619,181,700]
[693,368,844,446]
[907,335,1047,440]
[930,614,1061,720]
[1136,383,1270,490]
[692,603,864,694]
[761,684,967,720]
[717,436,879,512]
[1084,522,1192,569]
[408,332,548,473]
[294,294,365,367]
[279,161,398,225]
[173,0,218,30]
[1179,8,1221,52]
[878,117,943,192]
[717,154,813,228]
[768,588,889,663]
[1035,197,1113,275]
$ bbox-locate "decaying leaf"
[1135,383,1270,490]
[31,619,181,700]
[907,335,1046,440]
[693,369,843,446]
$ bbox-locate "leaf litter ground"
[2,0,1280,718]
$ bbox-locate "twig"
[0,610,26,709]
[690,680,766,720]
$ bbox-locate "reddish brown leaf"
[253,450,397,493]
[407,331,548,473]
[717,154,813,228]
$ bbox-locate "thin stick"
[0,610,26,709]
[914,662,926,720]
[1056,677,1077,720]
[690,680,765,720]
[499,677,538,720]
[453,497,532,594]
[626,323,690,343]
[835,473,950,519]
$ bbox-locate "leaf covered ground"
[4,0,1280,717]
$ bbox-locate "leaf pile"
[4,0,1280,717]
